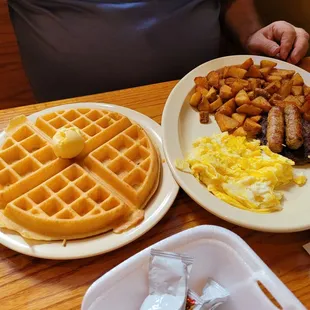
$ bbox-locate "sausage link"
[267,106,284,153]
[284,104,304,150]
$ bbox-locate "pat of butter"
[52,127,85,159]
[5,115,28,134]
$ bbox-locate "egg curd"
[176,133,306,213]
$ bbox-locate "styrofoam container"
[82,225,305,310]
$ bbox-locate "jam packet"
[140,249,194,310]
[186,279,229,310]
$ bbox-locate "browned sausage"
[284,104,304,150]
[267,106,284,153]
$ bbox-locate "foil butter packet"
[140,249,194,310]
[186,279,229,310]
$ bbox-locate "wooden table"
[0,80,309,309]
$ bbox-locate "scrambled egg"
[176,133,307,213]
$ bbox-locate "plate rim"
[0,102,179,259]
[162,55,310,233]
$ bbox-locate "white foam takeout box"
[82,225,305,310]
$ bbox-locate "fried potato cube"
[259,67,273,79]
[303,84,310,96]
[224,66,247,79]
[206,86,218,102]
[243,118,262,135]
[240,79,250,87]
[219,85,234,100]
[196,85,209,97]
[281,78,291,84]
[270,93,283,105]
[189,91,202,107]
[251,96,272,112]
[291,73,304,86]
[248,91,255,100]
[231,79,245,95]
[260,60,277,68]
[216,67,225,79]
[248,78,258,91]
[272,100,286,109]
[199,111,210,124]
[235,89,251,106]
[284,95,302,107]
[240,58,254,70]
[264,81,281,95]
[225,77,237,86]
[275,80,282,88]
[215,112,239,132]
[254,88,271,99]
[223,66,229,78]
[197,96,210,111]
[291,86,303,96]
[270,69,295,78]
[219,79,226,87]
[217,98,236,116]
[194,76,209,89]
[278,80,293,98]
[207,71,220,88]
[301,100,310,113]
[245,65,263,78]
[209,96,223,112]
[264,82,270,89]
[250,115,262,122]
[232,126,248,137]
[257,79,265,88]
[266,75,282,82]
[297,95,305,104]
[232,113,246,125]
[236,104,262,116]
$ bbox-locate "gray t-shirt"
[9,0,221,101]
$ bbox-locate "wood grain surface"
[0,80,309,310]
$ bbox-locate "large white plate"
[0,103,179,259]
[162,55,310,233]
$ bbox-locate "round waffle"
[0,108,160,240]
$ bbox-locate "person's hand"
[246,21,309,64]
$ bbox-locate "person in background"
[8,0,309,102]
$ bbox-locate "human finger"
[247,31,280,56]
[271,21,297,60]
[287,28,309,64]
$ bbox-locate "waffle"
[0,108,160,240]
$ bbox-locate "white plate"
[162,55,310,233]
[82,225,305,310]
[0,103,179,259]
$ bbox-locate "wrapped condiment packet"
[201,278,229,309]
[140,249,194,310]
[186,289,205,310]
[186,279,229,310]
